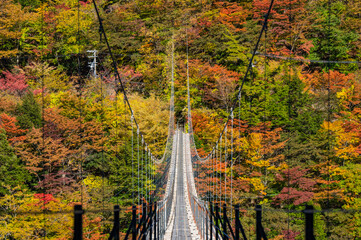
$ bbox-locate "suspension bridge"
[69,1,321,239]
[2,0,359,239]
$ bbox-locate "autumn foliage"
[0,0,361,239]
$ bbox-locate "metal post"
[235,205,240,240]
[154,202,157,240]
[215,204,220,240]
[114,205,120,240]
[223,204,227,239]
[142,202,147,240]
[256,205,262,240]
[132,206,137,240]
[305,205,314,240]
[150,203,153,240]
[74,205,83,240]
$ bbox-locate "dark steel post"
[235,205,240,240]
[223,204,227,239]
[142,202,147,240]
[132,206,137,240]
[114,205,120,240]
[149,203,153,240]
[74,205,83,240]
[305,205,314,240]
[215,204,220,240]
[154,202,157,240]
[256,205,262,240]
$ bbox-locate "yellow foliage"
[239,177,267,195]
[84,175,103,191]
[0,186,72,239]
[129,93,170,157]
[322,120,358,162]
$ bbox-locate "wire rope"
[230,109,234,222]
[186,0,276,169]
[131,115,135,205]
[137,128,140,207]
[224,124,228,204]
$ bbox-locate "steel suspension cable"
[230,109,234,216]
[91,0,174,168]
[131,115,134,205]
[137,128,140,207]
[186,0,275,168]
[224,124,228,204]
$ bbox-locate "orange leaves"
[15,128,70,173]
[0,113,26,142]
[83,215,107,240]
[322,120,359,162]
[214,1,248,32]
[235,122,285,168]
[187,59,240,109]
[196,1,248,33]
[301,70,354,95]
[191,109,223,152]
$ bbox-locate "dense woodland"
[0,0,361,239]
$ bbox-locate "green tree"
[16,91,42,129]
[308,0,359,65]
[0,130,29,196]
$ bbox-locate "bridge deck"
[171,131,192,239]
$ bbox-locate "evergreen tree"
[0,130,29,196]
[16,91,42,129]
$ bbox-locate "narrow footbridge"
[71,1,317,239]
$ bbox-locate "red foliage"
[36,171,76,195]
[190,59,240,109]
[34,193,58,206]
[253,0,310,55]
[282,230,300,240]
[274,167,316,205]
[214,1,248,32]
[0,70,28,95]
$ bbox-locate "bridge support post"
[132,205,137,240]
[305,205,314,240]
[235,205,240,240]
[149,203,153,240]
[153,202,157,240]
[141,202,147,240]
[73,205,83,240]
[256,205,262,240]
[114,205,120,240]
[223,204,227,239]
[215,204,220,240]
